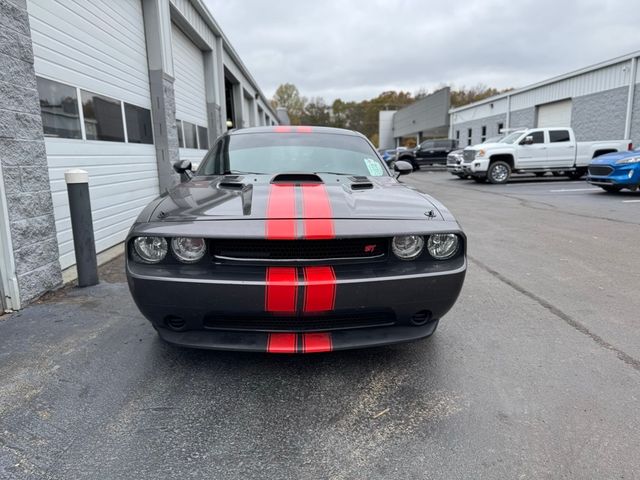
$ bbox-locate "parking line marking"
[622,199,640,203]
[549,188,600,192]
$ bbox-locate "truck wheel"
[600,185,622,193]
[487,161,511,184]
[568,168,587,180]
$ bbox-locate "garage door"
[537,99,572,128]
[171,23,209,165]
[28,0,159,270]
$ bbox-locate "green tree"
[301,97,331,125]
[271,83,306,124]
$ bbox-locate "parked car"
[586,148,639,192]
[126,126,467,353]
[397,139,459,170]
[380,147,407,166]
[460,127,632,184]
[447,136,505,179]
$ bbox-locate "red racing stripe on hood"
[265,267,298,313]
[303,266,336,312]
[302,333,333,353]
[301,184,334,239]
[266,184,297,240]
[267,333,297,353]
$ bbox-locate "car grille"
[203,311,396,332]
[588,165,614,176]
[447,155,461,165]
[212,238,389,263]
[462,150,476,163]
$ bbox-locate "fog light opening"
[410,310,432,326]
[164,315,186,331]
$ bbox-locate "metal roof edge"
[448,50,640,114]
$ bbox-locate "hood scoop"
[218,176,247,190]
[271,173,323,184]
[349,176,374,190]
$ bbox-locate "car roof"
[228,126,364,137]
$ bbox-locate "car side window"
[549,130,571,142]
[422,141,434,149]
[521,131,545,144]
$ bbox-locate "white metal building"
[0,0,279,309]
[449,51,640,147]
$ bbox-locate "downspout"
[506,94,511,130]
[624,56,637,140]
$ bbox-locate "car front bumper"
[126,258,466,353]
[587,165,640,188]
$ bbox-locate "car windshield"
[483,135,505,144]
[500,131,526,144]
[197,132,388,177]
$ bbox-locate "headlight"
[391,235,424,260]
[476,149,485,157]
[427,234,459,260]
[171,237,206,263]
[616,156,640,164]
[133,236,168,264]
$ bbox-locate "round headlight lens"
[427,234,459,260]
[133,236,168,264]
[392,235,424,260]
[171,237,206,263]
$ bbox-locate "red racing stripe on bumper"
[266,184,297,239]
[267,333,297,353]
[265,267,298,313]
[301,184,334,239]
[302,333,333,353]
[303,266,336,312]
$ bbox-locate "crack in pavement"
[469,255,640,373]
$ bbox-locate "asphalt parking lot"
[1,171,639,479]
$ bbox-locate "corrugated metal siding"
[170,0,216,48]
[172,22,207,126]
[452,97,509,124]
[46,140,159,269]
[510,61,631,111]
[28,0,151,108]
[28,0,159,269]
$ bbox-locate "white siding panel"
[28,0,151,108]
[510,61,631,111]
[179,147,207,164]
[536,99,573,127]
[170,0,216,48]
[172,23,208,126]
[46,140,159,269]
[452,98,509,124]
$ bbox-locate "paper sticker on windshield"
[364,158,384,176]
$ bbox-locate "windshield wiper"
[313,171,352,176]
[224,170,263,175]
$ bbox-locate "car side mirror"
[173,160,193,181]
[521,136,534,145]
[394,160,413,177]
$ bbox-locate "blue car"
[587,148,640,193]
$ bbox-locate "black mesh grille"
[203,311,395,332]
[589,165,614,176]
[212,238,388,262]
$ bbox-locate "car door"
[516,130,547,168]
[546,129,575,168]
[416,141,434,164]
[432,140,451,163]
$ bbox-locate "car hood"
[465,142,508,151]
[148,174,445,222]
[590,149,639,165]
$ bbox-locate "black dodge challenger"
[126,126,466,353]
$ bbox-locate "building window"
[125,103,153,144]
[183,121,198,149]
[467,128,472,146]
[198,126,209,150]
[455,130,460,141]
[497,122,504,134]
[81,90,125,142]
[177,120,184,148]
[36,77,82,139]
[481,126,487,142]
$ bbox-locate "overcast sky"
[204,0,638,103]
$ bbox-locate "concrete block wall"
[509,107,536,129]
[0,0,62,305]
[571,86,629,141]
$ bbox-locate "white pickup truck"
[460,127,632,184]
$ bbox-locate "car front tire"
[487,161,511,184]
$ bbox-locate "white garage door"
[537,99,573,128]
[28,0,159,270]
[171,23,209,164]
